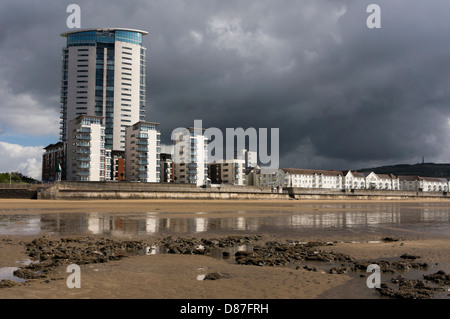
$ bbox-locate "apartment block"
[42,142,66,182]
[160,153,174,183]
[66,115,111,181]
[111,151,125,181]
[173,127,208,186]
[125,121,161,183]
[208,159,246,185]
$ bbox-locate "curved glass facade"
[67,30,143,47]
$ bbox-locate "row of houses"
[247,167,450,193]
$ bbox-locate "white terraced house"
[277,168,344,189]
[343,171,366,189]
[363,172,400,190]
[418,177,449,192]
[398,176,449,192]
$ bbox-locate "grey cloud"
[1,0,450,171]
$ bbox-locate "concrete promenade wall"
[2,182,450,200]
[286,187,449,200]
[36,182,286,200]
[0,184,42,199]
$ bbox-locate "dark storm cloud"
[1,0,450,171]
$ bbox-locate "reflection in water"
[0,267,26,283]
[0,203,449,237]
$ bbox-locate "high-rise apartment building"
[66,115,111,181]
[125,121,161,183]
[59,28,148,152]
[173,127,208,186]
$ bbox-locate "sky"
[1,0,450,180]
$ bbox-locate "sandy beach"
[0,199,449,300]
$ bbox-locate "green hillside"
[0,172,38,184]
[357,163,450,178]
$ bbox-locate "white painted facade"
[419,177,449,192]
[343,171,366,189]
[245,150,258,169]
[173,127,208,186]
[125,121,161,183]
[66,115,111,181]
[277,169,344,189]
[363,172,400,190]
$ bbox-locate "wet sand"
[2,198,450,215]
[0,199,449,299]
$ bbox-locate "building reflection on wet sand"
[0,203,449,237]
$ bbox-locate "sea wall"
[0,184,40,199]
[2,182,450,200]
[285,187,448,200]
[36,182,287,200]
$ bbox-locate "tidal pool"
[0,202,449,238]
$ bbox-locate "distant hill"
[0,172,39,184]
[356,163,450,178]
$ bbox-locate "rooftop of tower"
[61,28,148,37]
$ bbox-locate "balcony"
[76,134,91,140]
[187,163,197,169]
[136,140,149,146]
[76,170,90,176]
[137,133,148,139]
[78,163,91,169]
[138,160,149,165]
[77,156,90,162]
[77,127,91,133]
[137,147,149,152]
[76,141,91,147]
